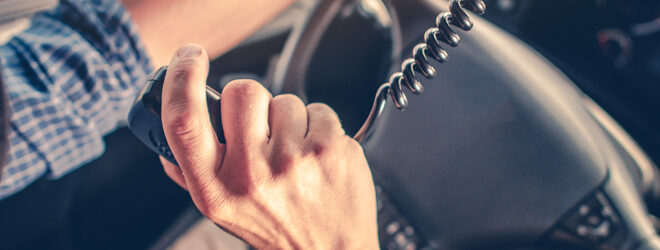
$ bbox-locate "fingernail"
[176,44,203,59]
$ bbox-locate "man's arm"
[0,0,294,199]
[0,0,156,198]
[122,0,295,66]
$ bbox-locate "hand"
[159,44,379,249]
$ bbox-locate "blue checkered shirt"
[0,0,153,199]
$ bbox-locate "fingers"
[221,80,272,153]
[306,103,344,139]
[269,94,308,143]
[160,156,188,190]
[161,44,224,183]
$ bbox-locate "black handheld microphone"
[127,66,225,166]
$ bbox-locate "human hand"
[159,44,379,249]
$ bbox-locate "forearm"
[122,0,295,66]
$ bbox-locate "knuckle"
[308,103,340,122]
[223,79,268,98]
[272,94,304,109]
[274,151,297,172]
[270,141,300,172]
[163,109,203,140]
[306,102,333,113]
[218,159,258,195]
[311,142,331,156]
[307,103,345,135]
[308,135,339,156]
[308,135,360,158]
[345,136,365,154]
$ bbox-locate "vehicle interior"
[2,0,660,249]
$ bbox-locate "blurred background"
[480,0,660,167]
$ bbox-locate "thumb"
[161,44,225,192]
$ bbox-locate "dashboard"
[482,0,660,178]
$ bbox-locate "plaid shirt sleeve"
[0,0,153,199]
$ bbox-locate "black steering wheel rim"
[271,0,400,137]
[271,0,350,100]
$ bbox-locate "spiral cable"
[354,0,486,142]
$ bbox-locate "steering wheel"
[271,0,660,249]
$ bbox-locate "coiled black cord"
[354,0,486,142]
